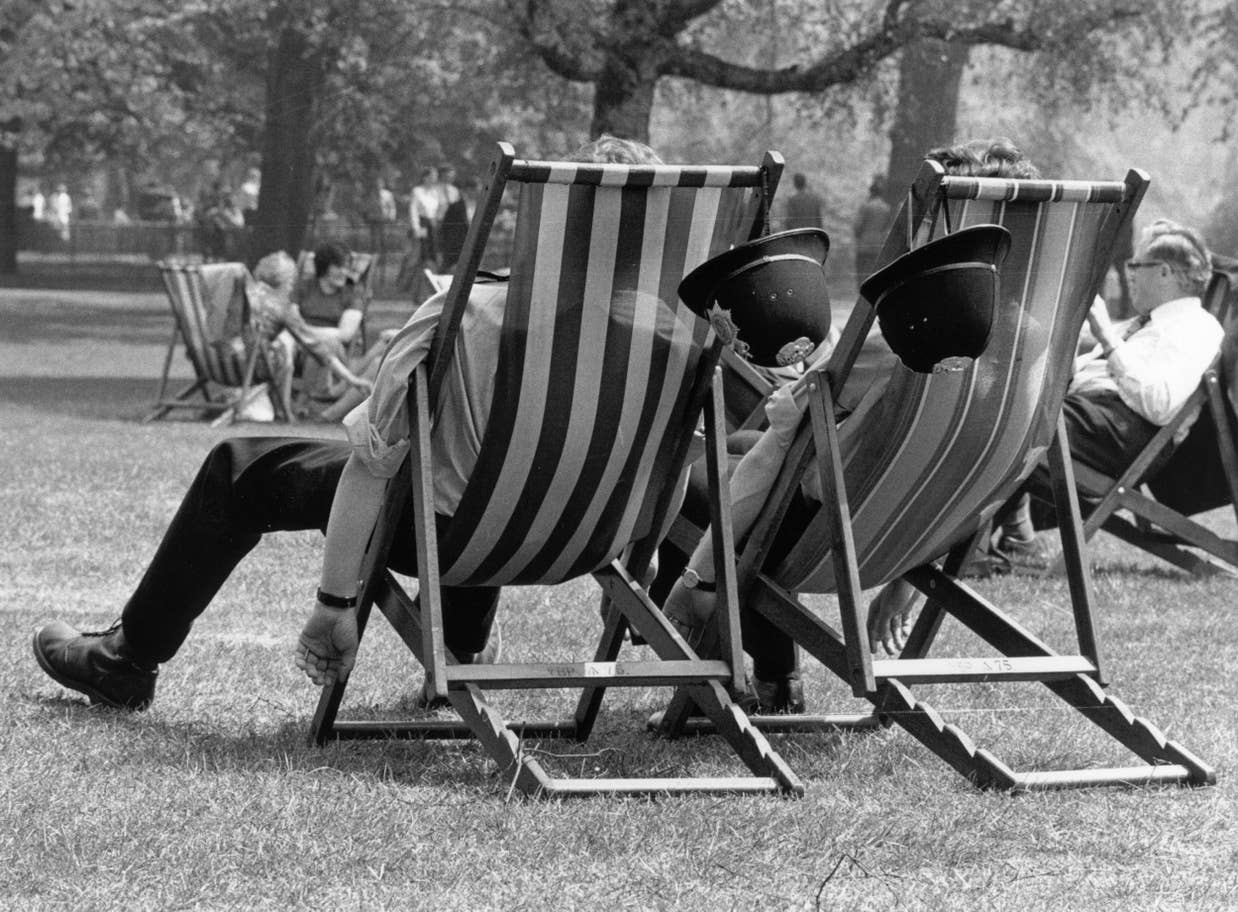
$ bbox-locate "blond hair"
[570,134,663,165]
[253,250,298,291]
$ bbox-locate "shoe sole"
[31,632,148,711]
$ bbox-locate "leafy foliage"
[507,0,1204,138]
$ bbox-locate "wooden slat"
[538,777,783,796]
[445,659,733,690]
[327,719,577,740]
[871,655,1097,684]
[651,712,884,736]
[1013,765,1199,790]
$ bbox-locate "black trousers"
[1060,389,1161,476]
[1021,388,1163,531]
[120,437,498,664]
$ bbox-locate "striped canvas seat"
[433,160,771,588]
[779,176,1129,592]
[659,161,1215,792]
[313,142,805,798]
[147,262,262,422]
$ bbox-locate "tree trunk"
[591,53,657,142]
[0,143,16,274]
[586,31,658,142]
[885,38,970,204]
[248,22,329,263]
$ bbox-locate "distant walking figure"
[784,173,824,230]
[852,175,892,283]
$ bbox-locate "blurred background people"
[783,172,824,230]
[48,183,72,242]
[852,175,891,284]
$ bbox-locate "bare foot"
[866,580,922,656]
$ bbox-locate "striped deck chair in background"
[658,160,1216,790]
[311,142,803,797]
[146,261,281,424]
[1032,253,1238,576]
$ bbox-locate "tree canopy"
[0,0,1225,270]
[508,0,1190,140]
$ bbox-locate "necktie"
[1121,314,1150,341]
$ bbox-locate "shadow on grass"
[27,689,851,794]
[0,375,166,421]
[28,692,502,790]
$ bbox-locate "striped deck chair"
[1032,253,1238,576]
[146,261,282,424]
[311,142,802,797]
[659,160,1215,790]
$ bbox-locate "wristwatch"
[681,568,715,592]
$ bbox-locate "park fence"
[17,218,516,296]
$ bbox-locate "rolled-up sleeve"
[342,293,445,477]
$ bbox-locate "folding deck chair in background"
[658,160,1215,790]
[1028,253,1238,576]
[146,261,286,424]
[311,142,803,797]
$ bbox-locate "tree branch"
[660,6,1144,92]
[508,0,603,81]
[654,0,725,35]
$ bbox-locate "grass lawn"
[1,289,1235,911]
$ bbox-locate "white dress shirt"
[1069,296,1223,435]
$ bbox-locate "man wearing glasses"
[1063,218,1223,473]
[984,218,1226,570]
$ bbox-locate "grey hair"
[1142,219,1212,293]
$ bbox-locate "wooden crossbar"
[1010,765,1206,791]
[870,656,1097,684]
[326,718,576,740]
[537,777,783,797]
[444,660,733,689]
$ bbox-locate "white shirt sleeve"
[1107,304,1223,425]
[342,292,447,477]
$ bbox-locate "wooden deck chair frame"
[311,142,803,797]
[658,161,1216,790]
[146,261,287,425]
[1025,257,1238,576]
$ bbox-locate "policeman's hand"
[295,604,359,687]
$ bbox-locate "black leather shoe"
[754,673,805,714]
[32,620,158,711]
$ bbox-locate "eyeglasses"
[1124,259,1164,272]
